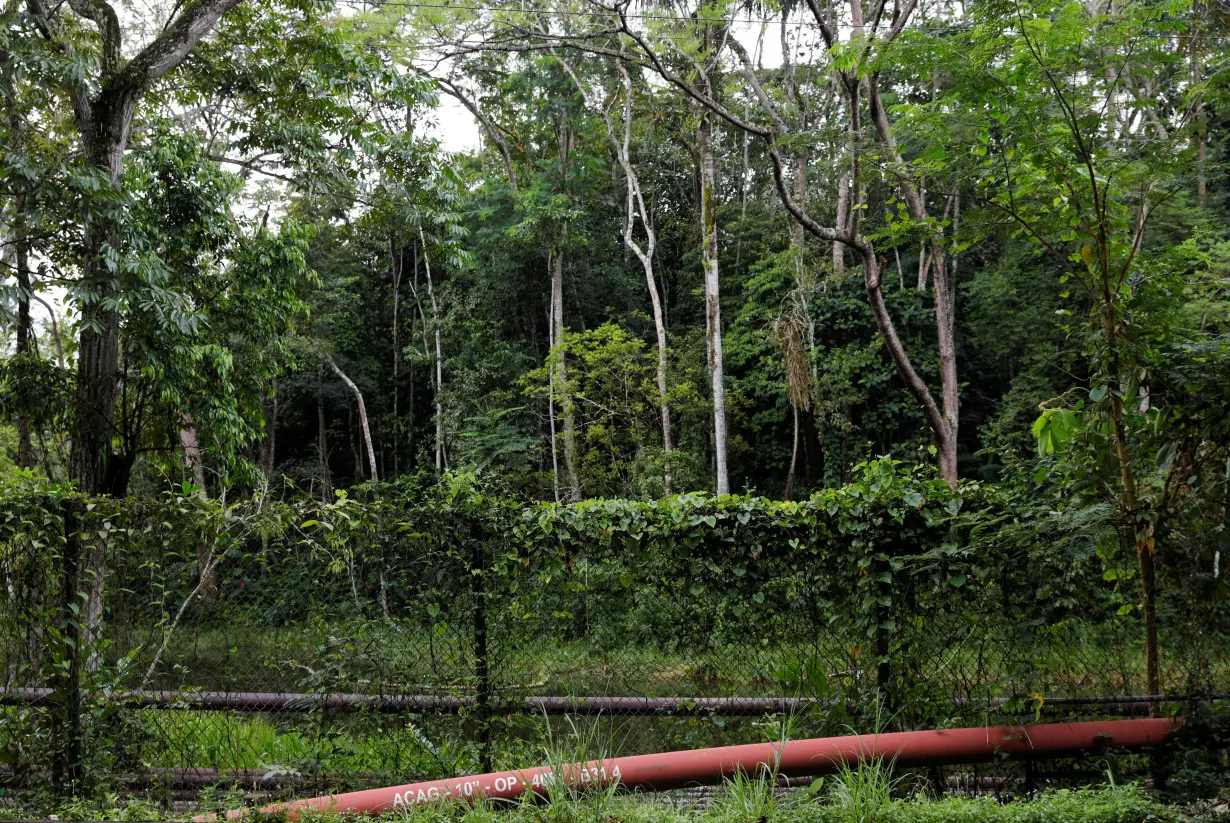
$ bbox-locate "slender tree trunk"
[1196,103,1207,209]
[790,152,807,252]
[643,252,672,485]
[391,237,402,475]
[551,238,582,501]
[952,194,960,281]
[1099,304,1159,700]
[698,111,729,495]
[785,405,798,501]
[260,377,277,478]
[833,173,848,277]
[10,224,33,468]
[604,63,672,489]
[3,56,33,468]
[546,299,561,502]
[258,376,277,556]
[801,409,824,482]
[329,357,378,481]
[410,245,432,471]
[317,387,331,501]
[407,362,416,472]
[347,404,360,479]
[930,252,959,485]
[179,421,217,601]
[418,227,446,472]
[867,81,959,488]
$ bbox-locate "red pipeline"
[203,718,1178,820]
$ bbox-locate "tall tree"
[559,56,675,490]
[939,0,1210,700]
[693,19,729,494]
[27,0,247,496]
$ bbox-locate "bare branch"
[436,76,518,189]
[726,35,788,135]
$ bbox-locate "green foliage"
[712,767,781,823]
[3,0,1230,807]
[524,323,683,496]
[837,787,1182,823]
[0,353,73,434]
[825,757,906,823]
[14,785,1187,823]
[118,128,317,485]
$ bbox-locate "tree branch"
[114,0,245,100]
[436,76,518,190]
[65,0,120,73]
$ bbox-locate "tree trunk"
[952,194,960,281]
[867,80,959,488]
[1099,304,1160,700]
[260,376,277,478]
[71,131,128,678]
[418,226,446,473]
[785,405,798,501]
[179,422,217,602]
[1196,103,1207,208]
[801,408,824,482]
[698,111,729,495]
[546,300,561,502]
[642,245,673,487]
[391,236,402,475]
[329,357,378,482]
[551,238,582,501]
[39,0,246,779]
[790,151,807,252]
[317,387,331,501]
[930,252,960,486]
[2,50,34,468]
[607,63,672,489]
[72,237,124,494]
[348,405,359,478]
[833,173,848,277]
[10,227,33,469]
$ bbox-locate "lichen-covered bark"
[699,112,729,496]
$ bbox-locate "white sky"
[431,96,483,154]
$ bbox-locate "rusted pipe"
[0,687,1214,716]
[0,688,807,715]
[201,718,1179,820]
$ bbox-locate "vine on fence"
[1,460,1226,797]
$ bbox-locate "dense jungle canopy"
[3,0,1230,658]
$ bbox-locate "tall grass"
[145,710,441,775]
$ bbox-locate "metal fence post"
[874,556,894,717]
[471,523,492,772]
[55,499,85,789]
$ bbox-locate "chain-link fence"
[2,474,1228,810]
